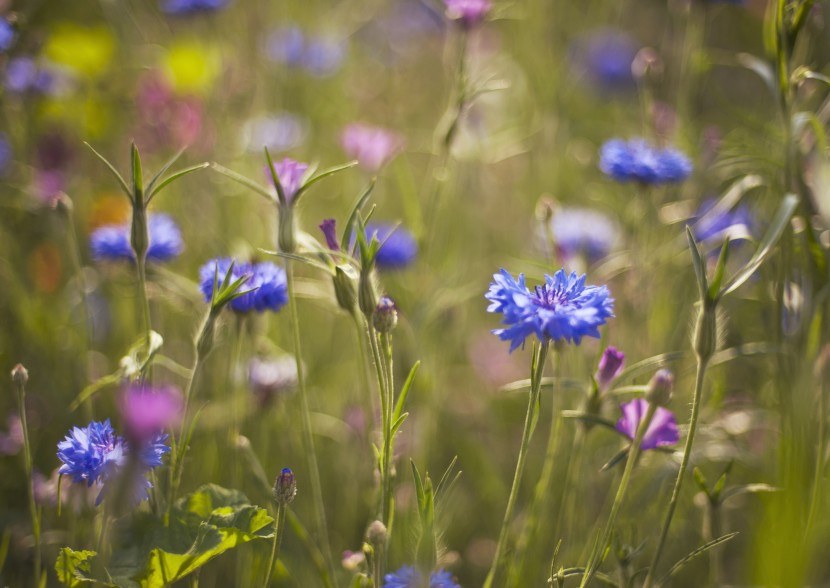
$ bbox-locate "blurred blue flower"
[303,37,347,77]
[90,213,184,263]
[0,20,14,52]
[543,207,618,263]
[691,198,754,245]
[5,58,63,95]
[57,420,169,505]
[265,27,346,77]
[0,133,11,175]
[599,138,692,184]
[486,269,614,352]
[242,113,307,153]
[616,398,679,450]
[161,0,230,15]
[265,26,306,67]
[364,223,418,269]
[570,29,638,91]
[199,257,289,313]
[383,565,460,588]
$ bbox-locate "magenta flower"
[596,346,625,392]
[319,219,340,251]
[341,123,405,172]
[119,384,183,442]
[444,0,492,28]
[616,398,679,450]
[270,157,308,202]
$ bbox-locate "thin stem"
[285,260,337,586]
[136,256,152,342]
[510,350,561,583]
[262,504,286,588]
[352,315,374,438]
[230,317,246,488]
[483,341,550,588]
[580,402,658,587]
[806,376,826,532]
[14,376,40,584]
[381,331,395,527]
[643,358,709,588]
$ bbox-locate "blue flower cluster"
[383,565,460,588]
[691,198,754,244]
[265,27,347,77]
[89,213,184,263]
[570,29,639,91]
[364,223,418,269]
[199,257,289,313]
[57,419,169,505]
[486,269,614,352]
[599,138,692,184]
[160,0,230,15]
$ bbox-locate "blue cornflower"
[89,213,183,263]
[364,223,418,269]
[199,257,289,313]
[160,0,230,15]
[570,29,638,91]
[599,138,692,184]
[383,565,460,588]
[691,198,754,245]
[486,269,614,352]
[57,420,169,505]
[542,207,618,263]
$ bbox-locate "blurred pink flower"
[119,384,183,442]
[341,123,405,172]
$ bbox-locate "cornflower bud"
[645,369,674,407]
[372,296,398,334]
[273,467,297,505]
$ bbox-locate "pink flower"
[341,123,405,173]
[444,0,492,29]
[119,384,183,442]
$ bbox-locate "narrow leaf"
[84,142,132,200]
[146,146,186,195]
[342,180,376,251]
[721,193,798,296]
[147,163,210,201]
[659,532,739,583]
[131,142,144,195]
[264,146,287,205]
[295,160,358,201]
[393,361,420,423]
[210,163,276,203]
[687,226,708,301]
[708,237,731,301]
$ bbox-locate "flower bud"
[372,296,398,334]
[333,265,358,315]
[596,346,625,393]
[366,520,387,546]
[196,313,217,358]
[11,364,28,387]
[693,303,717,363]
[645,369,674,406]
[358,266,379,321]
[273,467,297,505]
[277,205,296,254]
[130,203,149,264]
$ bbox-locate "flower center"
[533,284,572,310]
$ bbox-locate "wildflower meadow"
[2,0,830,586]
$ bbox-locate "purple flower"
[319,219,340,251]
[444,0,492,28]
[341,123,405,172]
[599,138,692,184]
[383,565,460,588]
[616,398,679,450]
[0,133,12,176]
[302,37,347,77]
[0,20,14,52]
[270,157,308,203]
[90,213,184,263]
[363,223,418,269]
[486,269,614,352]
[119,384,183,442]
[0,415,23,455]
[199,257,289,314]
[596,346,625,392]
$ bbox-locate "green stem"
[136,256,152,345]
[381,332,395,527]
[230,317,246,488]
[353,315,374,439]
[262,504,286,588]
[285,260,337,586]
[643,358,709,588]
[580,402,658,587]
[483,341,550,588]
[510,350,561,583]
[14,376,40,584]
[806,376,826,532]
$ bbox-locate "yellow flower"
[44,23,114,77]
[164,40,221,95]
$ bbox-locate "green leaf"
[341,181,376,252]
[392,361,420,424]
[84,142,132,200]
[147,163,209,202]
[264,146,288,205]
[131,143,143,198]
[294,160,358,203]
[708,237,730,301]
[721,193,798,296]
[721,483,780,502]
[658,532,739,584]
[600,447,630,472]
[711,462,733,501]
[687,226,708,302]
[210,163,276,203]
[693,467,710,498]
[146,146,186,195]
[390,413,408,437]
[55,548,106,587]
[68,372,121,412]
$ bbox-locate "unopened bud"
[632,47,664,80]
[277,205,296,254]
[596,347,625,393]
[273,468,297,505]
[333,265,358,315]
[11,364,28,386]
[366,520,387,545]
[358,266,379,320]
[130,203,149,264]
[645,369,674,406]
[693,303,717,363]
[372,296,398,333]
[535,196,557,223]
